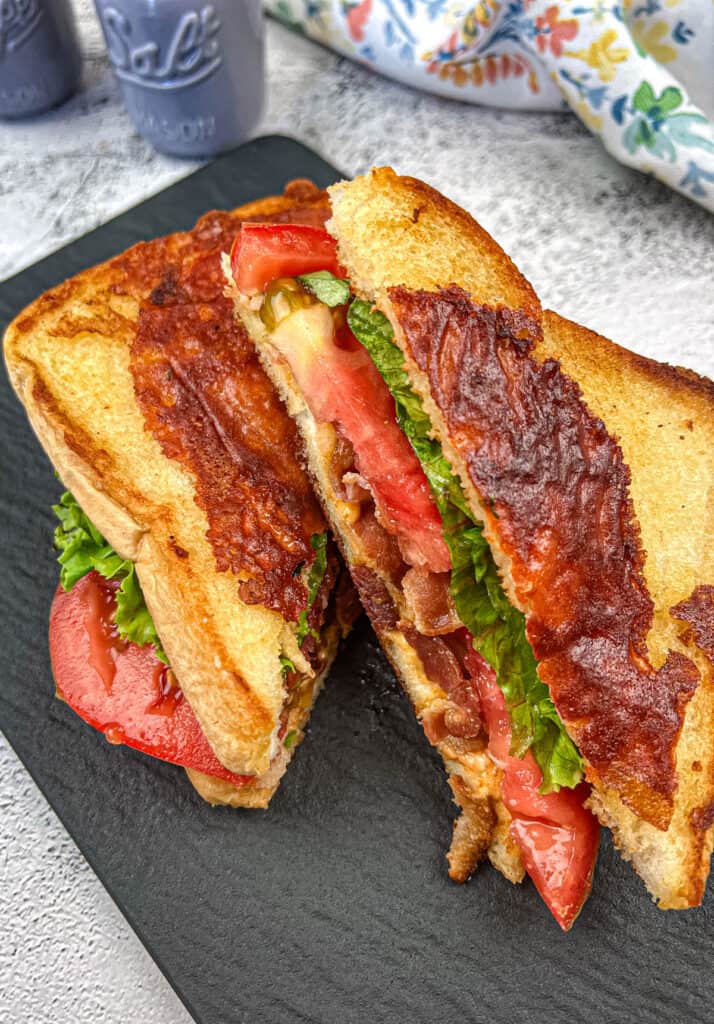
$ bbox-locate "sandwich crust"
[327,166,540,322]
[327,169,713,907]
[4,185,335,782]
[541,311,714,908]
[186,610,345,808]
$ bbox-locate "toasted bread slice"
[4,185,345,801]
[325,168,713,906]
[330,167,539,323]
[540,312,714,907]
[186,609,343,808]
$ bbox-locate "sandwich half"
[228,167,714,922]
[4,181,355,808]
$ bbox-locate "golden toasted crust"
[328,167,540,322]
[3,193,325,780]
[185,615,344,807]
[186,768,279,809]
[229,286,524,885]
[541,311,714,908]
[328,169,713,907]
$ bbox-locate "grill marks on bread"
[389,285,700,829]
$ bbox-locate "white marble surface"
[1,2,712,1022]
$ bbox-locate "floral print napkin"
[267,1,714,211]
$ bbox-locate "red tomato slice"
[230,222,449,570]
[268,304,451,573]
[49,572,252,786]
[231,223,344,294]
[464,645,600,930]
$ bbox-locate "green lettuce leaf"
[298,271,351,307]
[280,654,297,676]
[53,492,168,663]
[347,299,583,792]
[296,531,329,646]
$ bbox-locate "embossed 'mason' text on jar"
[94,1,264,157]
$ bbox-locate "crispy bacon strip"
[389,285,700,829]
[124,187,333,622]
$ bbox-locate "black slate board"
[1,135,711,1024]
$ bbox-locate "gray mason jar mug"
[0,0,82,119]
[93,0,265,158]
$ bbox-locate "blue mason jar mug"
[0,0,82,119]
[94,1,265,157]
